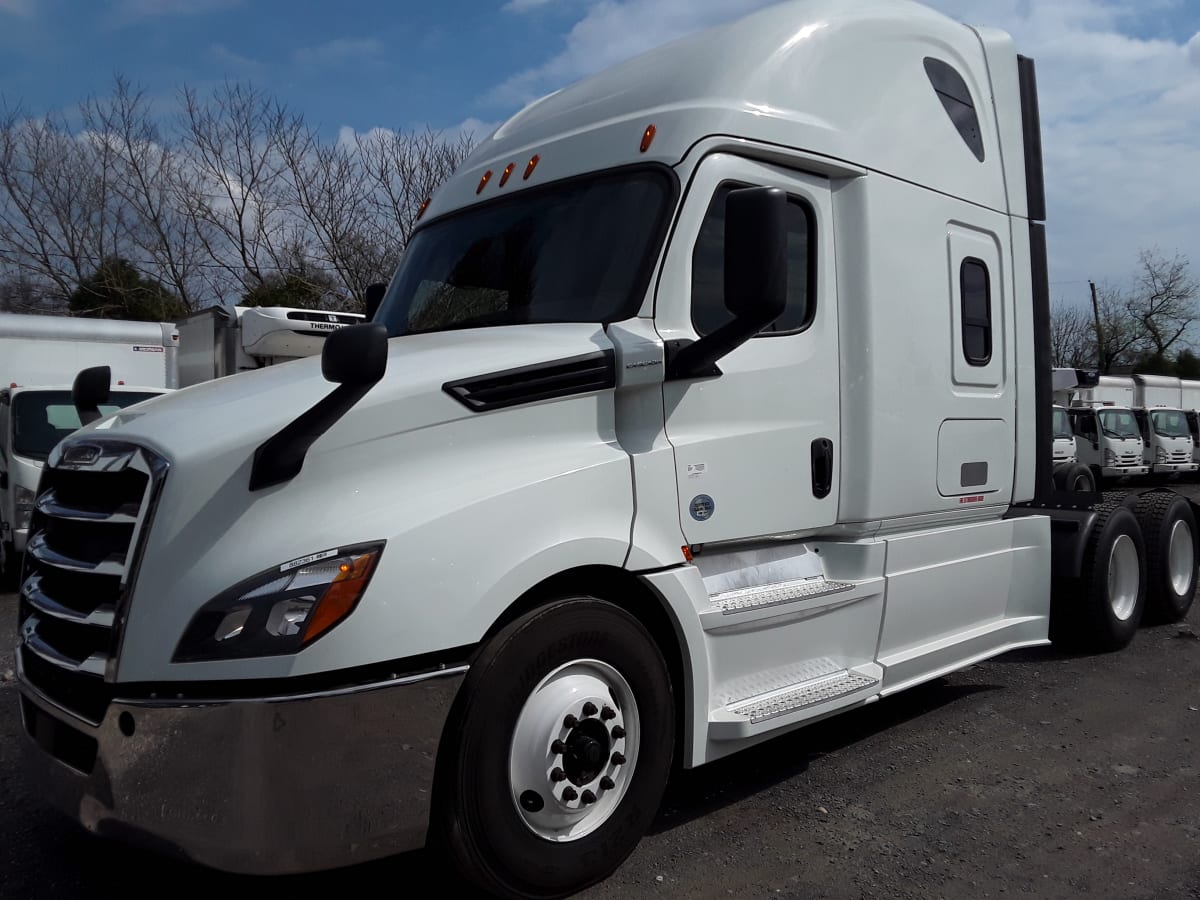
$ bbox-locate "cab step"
[708,662,880,741]
[699,575,883,632]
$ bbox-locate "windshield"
[1098,409,1141,440]
[1052,408,1074,440]
[377,168,674,336]
[12,390,161,460]
[1151,409,1191,439]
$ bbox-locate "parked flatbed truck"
[15,2,1200,898]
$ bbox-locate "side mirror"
[1092,441,1099,451]
[250,324,389,491]
[72,365,111,427]
[364,283,387,321]
[323,322,389,386]
[667,187,788,380]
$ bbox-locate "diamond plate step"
[710,577,854,614]
[709,667,880,740]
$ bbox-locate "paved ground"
[3,493,1200,898]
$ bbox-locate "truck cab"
[1130,374,1199,475]
[14,3,1195,897]
[0,384,170,576]
[1067,405,1149,483]
[1051,404,1078,464]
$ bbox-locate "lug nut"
[563,714,578,729]
[612,725,626,739]
[550,767,566,783]
[551,739,567,755]
[581,790,597,805]
[582,701,598,717]
[600,705,616,721]
[611,751,626,766]
[562,786,578,802]
[599,776,615,790]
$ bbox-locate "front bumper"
[1101,465,1149,477]
[1151,462,1199,474]
[18,655,466,874]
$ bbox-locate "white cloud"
[484,0,1200,302]
[209,43,262,70]
[0,0,33,15]
[295,38,383,66]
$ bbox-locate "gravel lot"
[3,495,1200,899]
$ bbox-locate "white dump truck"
[176,305,365,386]
[16,3,1200,898]
[0,313,177,583]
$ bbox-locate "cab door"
[655,154,840,544]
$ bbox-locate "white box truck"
[0,313,177,582]
[1056,372,1149,484]
[1130,374,1198,476]
[15,3,1200,897]
[176,305,365,386]
[1180,378,1200,463]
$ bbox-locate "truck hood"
[82,323,614,468]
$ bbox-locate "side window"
[691,182,815,337]
[960,258,991,366]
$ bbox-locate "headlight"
[174,543,383,662]
[14,485,35,531]
[1103,449,1117,465]
[1156,447,1168,462]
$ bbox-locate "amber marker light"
[681,545,694,562]
[523,154,541,180]
[476,170,493,194]
[499,162,516,187]
[640,124,657,153]
[302,550,380,645]
[416,197,431,220]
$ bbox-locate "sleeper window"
[691,183,815,337]
[960,258,991,366]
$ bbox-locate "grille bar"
[17,439,167,722]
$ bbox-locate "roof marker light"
[523,154,540,180]
[499,162,516,187]
[640,124,656,153]
[476,170,493,194]
[416,197,431,220]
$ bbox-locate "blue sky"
[1,0,1198,306]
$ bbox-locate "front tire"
[1133,492,1198,623]
[434,598,674,899]
[1054,462,1096,493]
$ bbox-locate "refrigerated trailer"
[176,305,365,386]
[0,313,177,582]
[16,3,1200,898]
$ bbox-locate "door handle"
[811,438,833,499]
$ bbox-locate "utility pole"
[1089,280,1103,373]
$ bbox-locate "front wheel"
[434,598,674,899]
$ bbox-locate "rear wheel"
[1054,462,1096,493]
[1052,502,1146,652]
[1133,492,1197,623]
[434,598,674,899]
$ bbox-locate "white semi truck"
[16,3,1200,898]
[0,313,177,584]
[176,305,365,386]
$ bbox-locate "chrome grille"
[17,439,167,723]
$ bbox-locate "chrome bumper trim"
[18,657,466,874]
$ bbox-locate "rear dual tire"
[1133,492,1197,623]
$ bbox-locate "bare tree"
[180,82,306,291]
[81,76,213,310]
[357,127,474,254]
[1050,301,1094,369]
[0,104,130,303]
[1124,249,1198,359]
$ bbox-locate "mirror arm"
[249,383,373,491]
[665,313,773,382]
